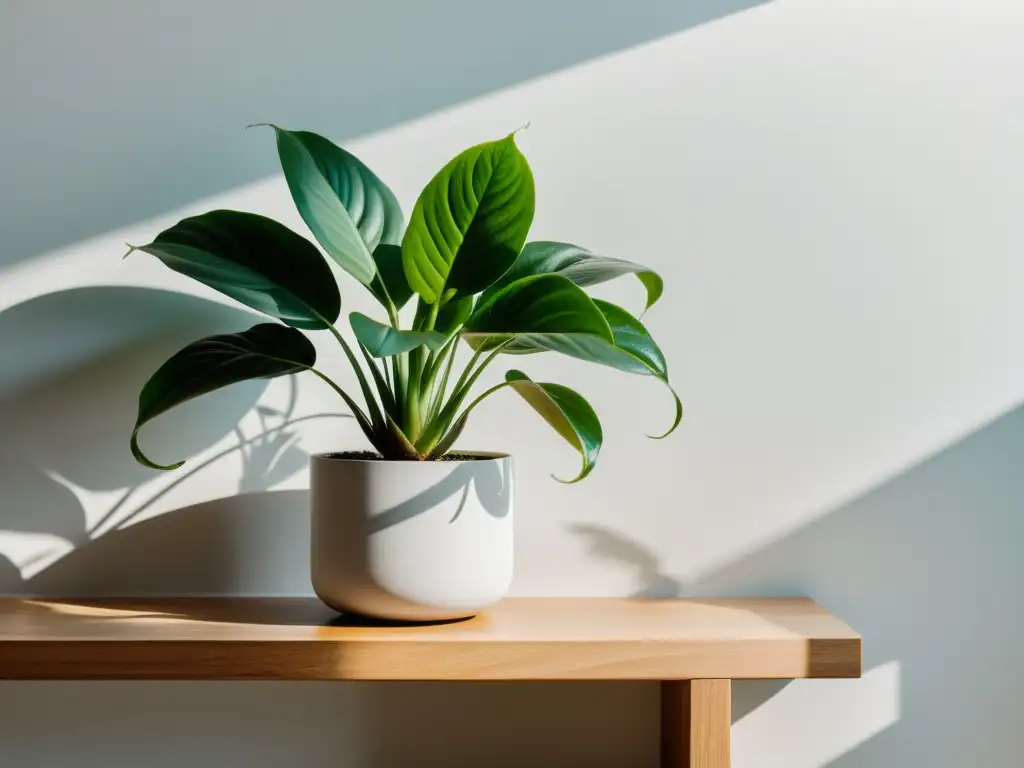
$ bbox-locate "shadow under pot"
[311,451,514,622]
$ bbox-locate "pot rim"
[311,450,511,464]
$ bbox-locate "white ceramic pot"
[311,452,514,621]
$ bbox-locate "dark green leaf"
[131,324,315,470]
[505,370,602,483]
[259,125,396,285]
[350,312,446,357]
[589,299,669,377]
[402,134,535,304]
[479,241,663,313]
[504,299,682,438]
[462,274,613,352]
[436,296,474,334]
[128,210,340,329]
[369,243,413,310]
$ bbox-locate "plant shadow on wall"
[570,405,1024,766]
[0,286,349,595]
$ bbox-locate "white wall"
[2,0,1022,765]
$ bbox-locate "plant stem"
[416,339,510,453]
[419,336,451,401]
[423,300,440,333]
[404,348,425,440]
[458,380,510,417]
[445,346,484,409]
[309,367,375,440]
[404,384,422,440]
[425,336,459,422]
[357,341,398,419]
[393,353,407,413]
[402,300,443,438]
[325,322,384,429]
[372,269,402,331]
[378,284,402,396]
[449,341,509,408]
[420,379,512,456]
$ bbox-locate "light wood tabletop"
[0,596,860,681]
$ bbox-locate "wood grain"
[0,597,861,681]
[661,680,731,767]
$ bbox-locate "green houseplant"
[127,125,681,619]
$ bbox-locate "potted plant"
[126,125,681,621]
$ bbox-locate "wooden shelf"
[1,596,860,766]
[0,596,860,682]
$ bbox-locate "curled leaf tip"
[135,452,185,472]
[245,122,274,131]
[553,453,598,485]
[646,386,683,440]
[131,429,186,471]
[552,463,594,485]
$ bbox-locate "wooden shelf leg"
[660,680,731,768]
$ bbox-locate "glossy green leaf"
[131,324,315,470]
[590,299,670,377]
[506,299,682,438]
[127,210,340,329]
[402,134,535,304]
[478,241,663,313]
[350,312,446,358]
[505,370,602,483]
[462,274,613,352]
[369,243,413,310]
[436,296,475,334]
[260,125,395,285]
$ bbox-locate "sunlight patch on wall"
[0,531,74,581]
[732,661,900,767]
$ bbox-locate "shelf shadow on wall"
[570,403,1024,765]
[2,0,772,270]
